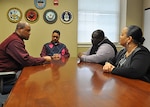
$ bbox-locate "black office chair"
[0,71,16,95]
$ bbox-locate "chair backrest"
[0,71,16,95]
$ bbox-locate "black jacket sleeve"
[110,47,150,79]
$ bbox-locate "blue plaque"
[61,10,73,24]
[34,0,46,9]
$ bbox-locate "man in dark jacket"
[40,30,70,60]
[78,29,117,65]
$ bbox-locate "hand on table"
[52,54,61,60]
[103,62,115,73]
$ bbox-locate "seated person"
[0,21,51,105]
[40,30,70,60]
[0,21,51,72]
[103,25,150,83]
[78,29,117,65]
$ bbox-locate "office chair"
[0,71,16,95]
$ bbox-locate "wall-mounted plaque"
[34,0,46,9]
[25,9,39,23]
[43,9,57,24]
[7,7,22,23]
[60,10,73,24]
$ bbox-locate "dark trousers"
[0,70,21,106]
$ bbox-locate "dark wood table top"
[4,57,150,107]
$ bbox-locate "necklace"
[125,46,137,57]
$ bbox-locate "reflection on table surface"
[4,57,150,107]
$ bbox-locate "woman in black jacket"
[103,25,150,83]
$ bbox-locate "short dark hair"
[53,30,60,35]
[92,29,105,40]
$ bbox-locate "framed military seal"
[25,9,39,23]
[43,9,57,24]
[7,7,22,23]
[60,10,73,24]
[34,0,46,9]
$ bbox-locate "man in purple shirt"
[0,21,51,105]
[0,21,51,72]
[40,30,70,60]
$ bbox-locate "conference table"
[3,57,150,107]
